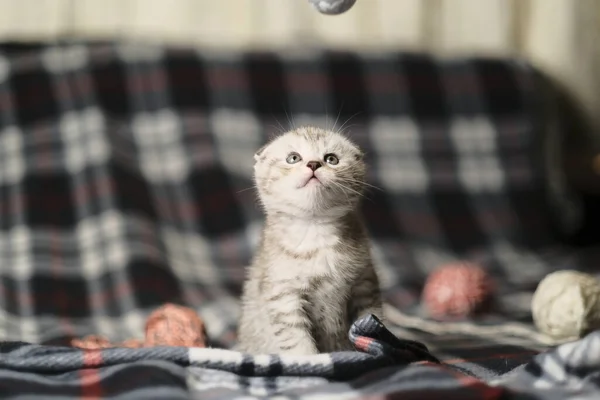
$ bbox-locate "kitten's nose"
[306,161,322,171]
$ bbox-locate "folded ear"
[254,144,268,162]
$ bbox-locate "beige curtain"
[0,0,598,133]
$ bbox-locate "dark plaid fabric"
[0,314,598,399]
[0,41,598,398]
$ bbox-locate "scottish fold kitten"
[236,126,383,355]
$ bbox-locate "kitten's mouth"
[299,175,322,188]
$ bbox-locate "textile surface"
[0,315,598,399]
[0,42,598,398]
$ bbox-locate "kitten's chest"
[279,221,339,254]
[276,246,343,280]
[268,223,349,280]
[266,217,364,282]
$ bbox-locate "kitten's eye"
[286,152,302,164]
[324,153,339,165]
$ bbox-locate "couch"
[0,41,598,399]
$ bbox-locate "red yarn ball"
[422,262,494,319]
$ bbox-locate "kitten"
[236,126,383,355]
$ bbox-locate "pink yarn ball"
[422,262,494,319]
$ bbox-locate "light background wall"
[0,0,598,135]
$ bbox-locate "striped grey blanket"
[0,314,598,399]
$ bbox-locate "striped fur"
[237,127,383,355]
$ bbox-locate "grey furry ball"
[309,0,357,15]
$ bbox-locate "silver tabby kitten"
[236,126,383,355]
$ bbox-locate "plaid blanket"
[0,42,598,398]
[0,314,598,399]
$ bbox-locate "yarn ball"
[145,303,207,347]
[70,303,207,349]
[531,270,600,340]
[309,0,357,15]
[422,262,494,319]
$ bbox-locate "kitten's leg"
[348,265,384,323]
[313,282,353,352]
[266,287,318,355]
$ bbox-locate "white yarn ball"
[309,0,357,15]
[531,270,600,340]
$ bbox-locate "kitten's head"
[253,126,365,219]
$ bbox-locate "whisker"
[329,180,352,208]
[337,110,364,135]
[328,180,373,203]
[237,186,258,194]
[327,181,353,205]
[284,108,296,130]
[332,102,344,133]
[337,123,359,135]
[275,117,288,133]
[339,178,384,192]
[267,123,286,136]
[266,117,288,139]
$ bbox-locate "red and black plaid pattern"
[0,42,595,356]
